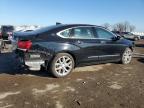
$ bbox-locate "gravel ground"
[0,40,144,108]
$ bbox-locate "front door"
[95,27,123,62]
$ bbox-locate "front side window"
[71,27,94,39]
[96,28,115,39]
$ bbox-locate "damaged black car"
[12,24,134,78]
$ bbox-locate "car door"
[95,27,123,62]
[67,26,101,65]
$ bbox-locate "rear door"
[69,27,100,64]
[58,26,101,65]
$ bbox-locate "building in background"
[132,32,144,36]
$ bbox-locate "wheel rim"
[55,56,73,76]
[123,49,132,64]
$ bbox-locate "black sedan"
[12,24,134,77]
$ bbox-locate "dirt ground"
[0,40,144,108]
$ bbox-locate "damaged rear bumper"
[16,50,52,71]
[25,59,45,71]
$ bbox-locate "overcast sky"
[0,0,144,32]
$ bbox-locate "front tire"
[50,53,75,78]
[121,48,132,64]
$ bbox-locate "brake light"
[18,40,32,50]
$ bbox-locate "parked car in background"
[112,31,124,37]
[140,35,144,39]
[12,24,134,78]
[123,32,141,41]
[1,25,14,40]
[112,31,140,41]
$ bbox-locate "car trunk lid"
[11,31,37,51]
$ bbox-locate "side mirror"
[116,35,121,40]
[111,36,121,41]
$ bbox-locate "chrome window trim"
[56,26,117,40]
[88,56,99,59]
[57,26,96,39]
[99,54,120,57]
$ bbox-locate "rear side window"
[95,28,115,39]
[71,27,94,39]
[60,29,71,38]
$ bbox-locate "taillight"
[18,40,32,51]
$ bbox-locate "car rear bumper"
[15,49,52,71]
[25,59,45,71]
[17,54,45,71]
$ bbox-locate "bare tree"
[112,24,117,31]
[102,23,111,30]
[129,25,135,32]
[112,23,125,32]
[123,21,130,32]
[112,21,136,32]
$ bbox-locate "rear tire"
[121,48,132,64]
[50,53,75,78]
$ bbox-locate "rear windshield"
[33,25,63,34]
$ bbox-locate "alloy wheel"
[122,48,132,64]
[54,56,73,76]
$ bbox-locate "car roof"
[60,24,98,28]
[56,24,107,31]
[18,24,105,35]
